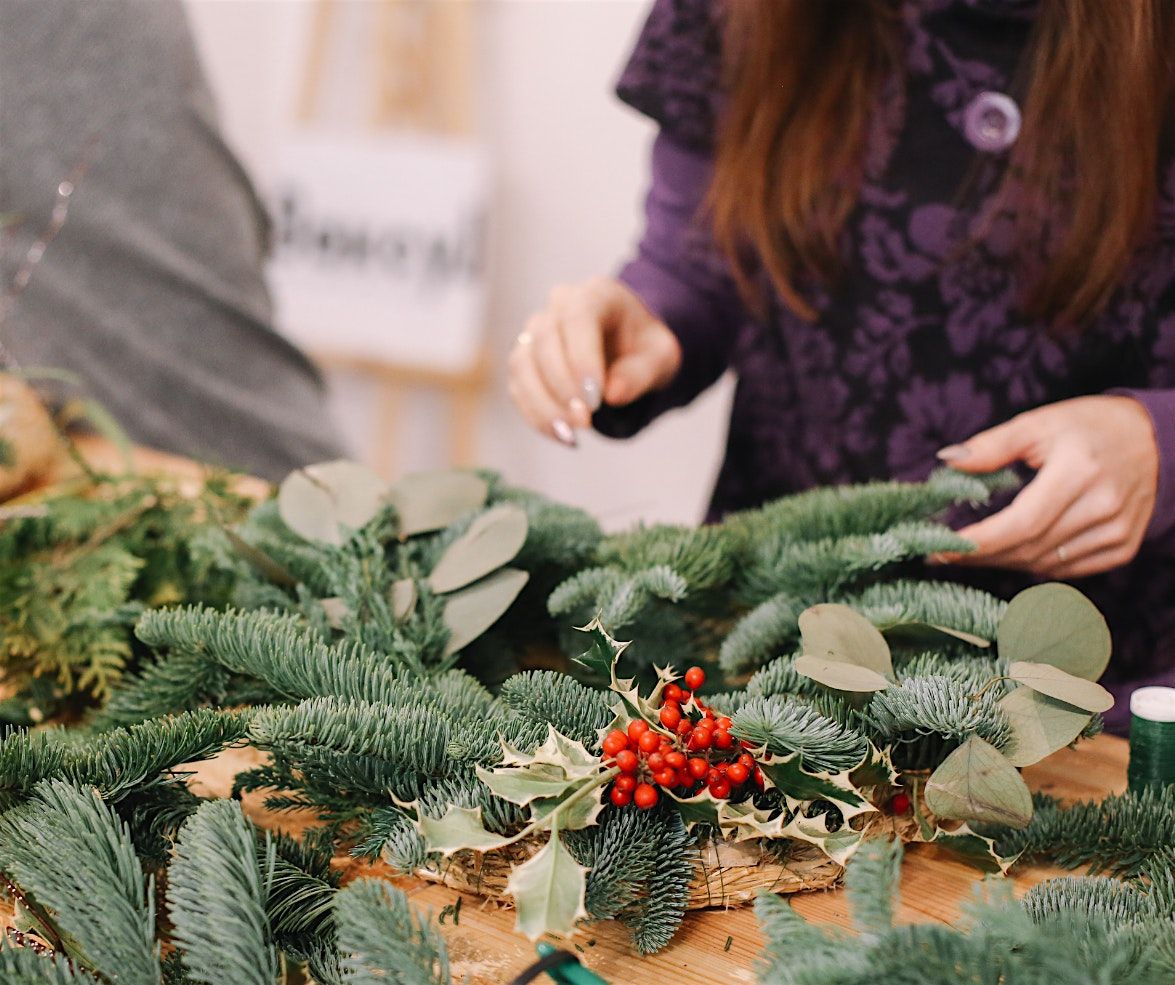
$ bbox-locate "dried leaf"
[997,583,1111,681]
[924,735,1033,828]
[793,655,891,693]
[799,604,894,680]
[387,470,488,537]
[428,504,529,593]
[506,826,589,940]
[277,460,388,545]
[999,685,1093,768]
[441,568,529,656]
[1007,661,1114,713]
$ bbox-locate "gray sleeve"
[0,0,343,480]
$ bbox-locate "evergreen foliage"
[334,880,451,985]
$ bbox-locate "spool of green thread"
[1128,686,1175,793]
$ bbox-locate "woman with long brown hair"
[507,0,1175,730]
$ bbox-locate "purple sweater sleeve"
[1111,387,1175,543]
[592,133,747,439]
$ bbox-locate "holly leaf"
[498,726,600,780]
[799,604,894,680]
[428,504,529,593]
[757,750,868,809]
[793,655,891,693]
[779,812,863,866]
[930,825,1018,875]
[387,470,488,537]
[716,799,787,842]
[475,763,580,806]
[924,735,1033,828]
[441,568,529,656]
[849,746,899,791]
[1007,661,1114,713]
[529,782,607,832]
[997,583,1111,681]
[664,789,722,832]
[999,685,1093,768]
[418,805,521,856]
[278,460,388,545]
[506,825,589,940]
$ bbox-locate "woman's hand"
[934,395,1160,579]
[508,278,682,446]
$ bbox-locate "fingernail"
[936,445,970,462]
[580,377,602,412]
[926,553,947,566]
[568,397,590,426]
[552,418,577,448]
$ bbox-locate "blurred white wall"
[185,0,733,529]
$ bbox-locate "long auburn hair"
[709,0,1175,328]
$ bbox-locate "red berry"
[891,792,912,814]
[615,750,639,774]
[659,703,682,730]
[614,774,636,793]
[684,666,706,691]
[638,730,661,754]
[610,786,632,807]
[687,757,709,779]
[752,767,765,789]
[665,751,687,770]
[709,778,731,799]
[675,718,692,737]
[634,784,659,810]
[713,729,734,750]
[663,683,684,703]
[675,770,692,788]
[653,768,677,788]
[687,729,712,751]
[716,717,733,731]
[627,720,650,742]
[706,767,722,786]
[602,730,628,757]
[738,752,755,769]
[647,751,667,772]
[727,762,750,785]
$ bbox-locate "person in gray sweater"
[0,0,343,480]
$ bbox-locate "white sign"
[266,130,489,373]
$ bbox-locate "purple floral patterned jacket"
[593,0,1175,731]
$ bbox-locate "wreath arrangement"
[0,403,1171,980]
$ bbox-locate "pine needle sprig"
[335,879,451,985]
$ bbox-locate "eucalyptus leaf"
[428,504,529,593]
[1007,661,1114,713]
[881,621,990,649]
[390,578,417,622]
[387,470,488,537]
[799,604,894,679]
[793,655,891,693]
[319,597,349,630]
[506,826,589,940]
[924,735,1033,828]
[418,805,519,856]
[223,529,296,587]
[441,568,529,656]
[999,685,1093,768]
[277,460,388,546]
[997,583,1111,681]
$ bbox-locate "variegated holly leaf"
[387,470,488,537]
[793,655,891,693]
[999,685,1093,768]
[1007,661,1114,713]
[849,746,899,791]
[757,749,869,810]
[930,825,1018,875]
[997,583,1111,681]
[417,805,521,856]
[780,811,863,866]
[716,799,788,842]
[925,735,1033,828]
[664,789,723,831]
[278,460,388,545]
[441,568,529,656]
[529,782,607,832]
[799,604,895,680]
[428,504,529,593]
[476,762,582,806]
[498,725,600,780]
[572,618,630,680]
[506,825,589,940]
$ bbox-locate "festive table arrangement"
[0,392,1173,983]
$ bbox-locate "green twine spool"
[1128,686,1175,793]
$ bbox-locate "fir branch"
[497,671,612,749]
[844,579,1006,642]
[631,811,694,955]
[0,944,85,984]
[731,695,869,773]
[335,879,451,985]
[167,801,279,985]
[719,593,807,674]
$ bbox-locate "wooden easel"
[296,0,487,479]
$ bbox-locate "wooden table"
[188,735,1127,985]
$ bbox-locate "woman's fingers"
[507,336,578,446]
[528,312,589,427]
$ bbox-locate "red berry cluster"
[601,666,764,810]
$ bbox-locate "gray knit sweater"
[0,0,343,480]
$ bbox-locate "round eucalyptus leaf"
[277,460,388,546]
[925,735,1033,829]
[996,583,1111,681]
[390,578,417,622]
[999,685,1093,768]
[387,471,489,538]
[428,504,529,594]
[1007,661,1114,714]
[442,568,529,656]
[798,603,894,679]
[793,654,890,693]
[319,597,349,630]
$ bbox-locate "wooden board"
[186,735,1129,985]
